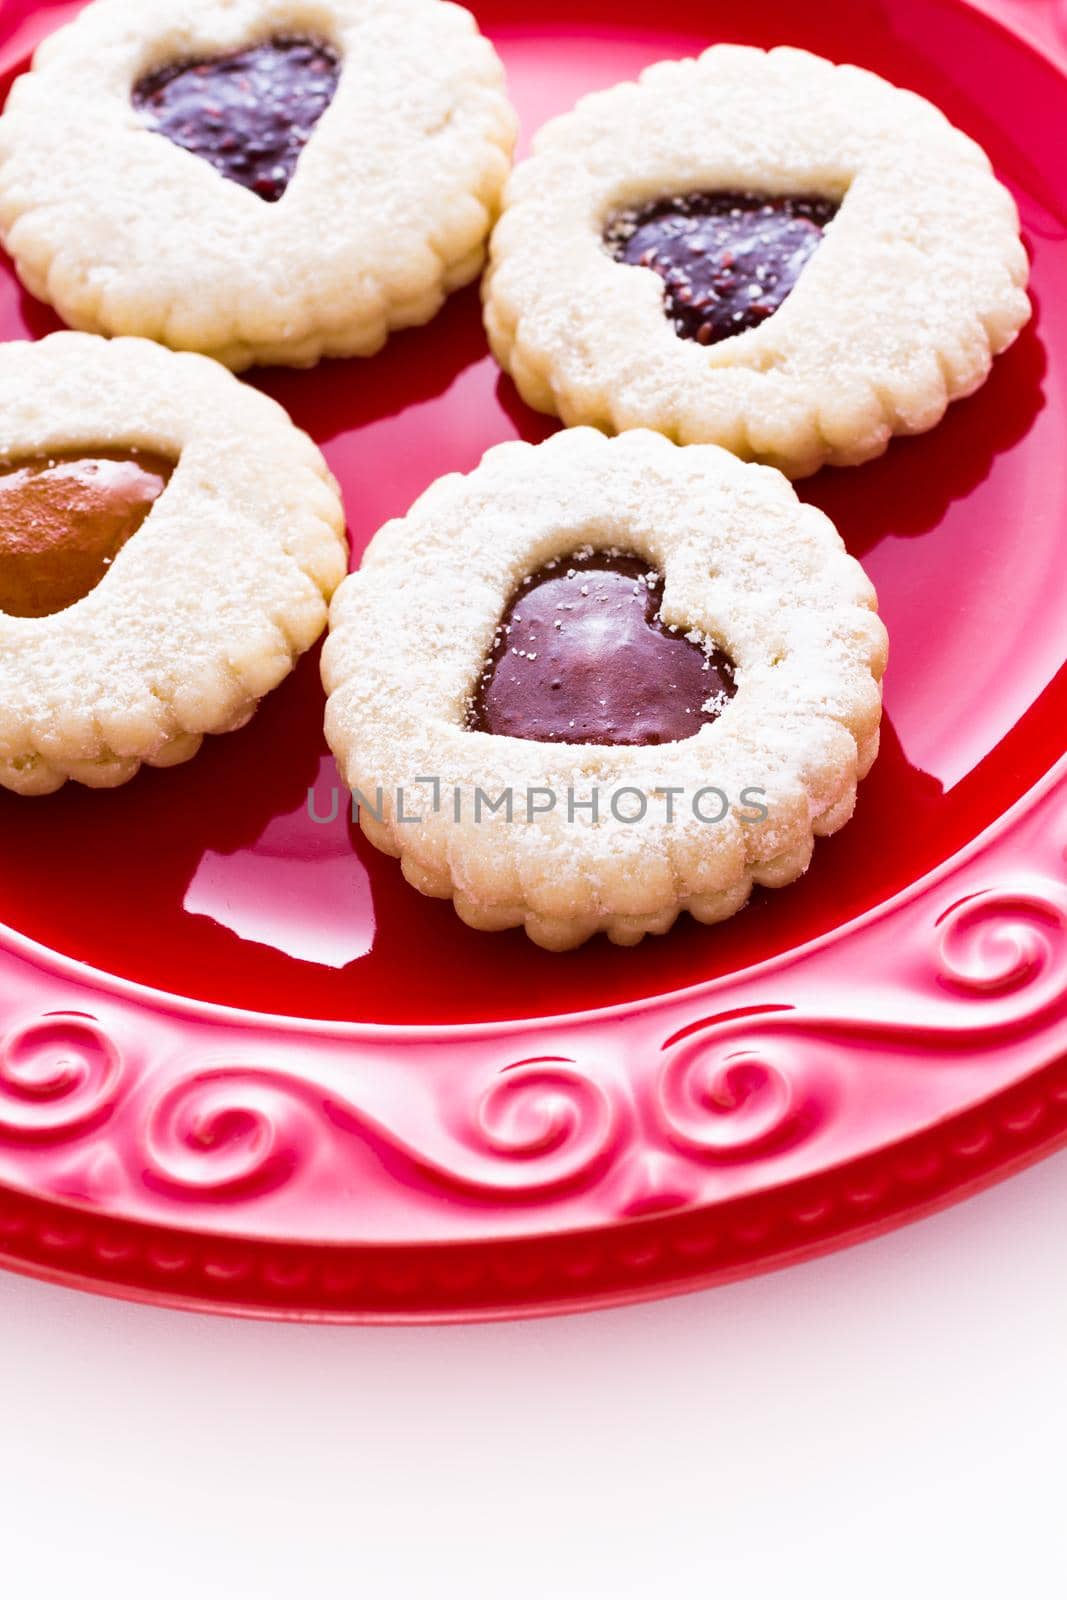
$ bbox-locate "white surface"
[2,1150,1066,1599]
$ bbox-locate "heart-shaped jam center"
[468,551,736,745]
[132,35,341,202]
[607,191,838,346]
[0,451,174,619]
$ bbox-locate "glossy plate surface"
[0,0,1065,1319]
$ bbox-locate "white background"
[2,1147,1066,1599]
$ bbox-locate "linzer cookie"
[0,332,346,795]
[322,428,887,951]
[0,0,516,369]
[484,45,1030,477]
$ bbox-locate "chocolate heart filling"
[133,35,341,202]
[0,451,174,618]
[468,550,736,745]
[607,191,838,345]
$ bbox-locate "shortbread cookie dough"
[323,428,887,951]
[0,0,517,370]
[0,332,346,795]
[484,45,1030,477]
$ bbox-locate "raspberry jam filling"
[468,550,736,746]
[607,191,838,345]
[0,451,174,618]
[132,35,340,202]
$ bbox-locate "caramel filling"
[0,451,174,618]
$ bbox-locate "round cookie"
[0,0,517,370]
[323,428,887,951]
[484,45,1030,477]
[0,332,347,795]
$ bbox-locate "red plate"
[0,0,1065,1320]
